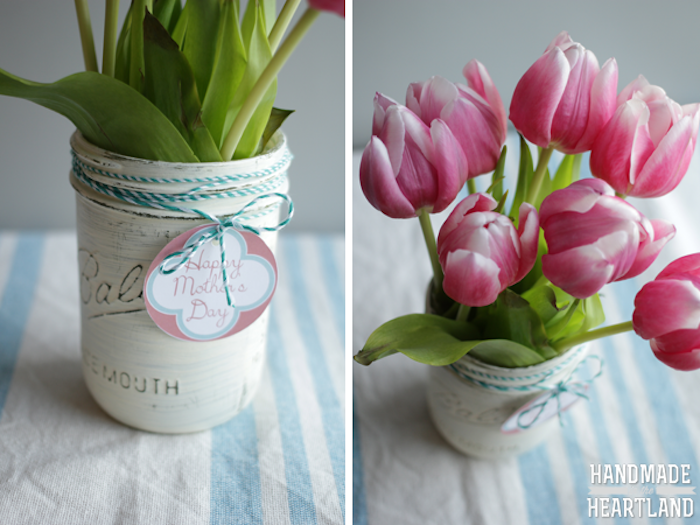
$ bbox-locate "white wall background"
[353,0,700,148]
[0,0,344,233]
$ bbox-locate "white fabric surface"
[0,232,344,525]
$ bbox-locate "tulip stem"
[467,179,477,194]
[418,210,444,292]
[73,0,99,72]
[220,7,321,160]
[526,146,554,205]
[552,320,634,353]
[456,304,470,323]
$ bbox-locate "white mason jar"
[427,344,589,460]
[70,131,290,433]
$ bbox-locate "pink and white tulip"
[360,96,468,219]
[633,254,700,370]
[308,0,345,17]
[436,193,539,307]
[590,76,700,198]
[406,60,507,178]
[540,179,675,298]
[510,31,618,154]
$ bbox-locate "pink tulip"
[406,60,507,178]
[360,98,468,219]
[308,0,344,17]
[590,76,700,198]
[540,179,675,298]
[633,254,700,370]
[510,31,618,154]
[436,193,539,306]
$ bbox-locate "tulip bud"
[590,76,700,198]
[540,179,675,298]
[436,193,539,307]
[360,101,468,219]
[510,31,618,154]
[308,0,344,17]
[406,60,507,179]
[633,254,700,370]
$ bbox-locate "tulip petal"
[590,99,655,195]
[514,203,539,283]
[510,47,570,148]
[372,92,398,136]
[542,232,630,298]
[573,57,618,153]
[617,75,652,106]
[419,76,459,124]
[463,59,507,143]
[442,249,502,307]
[620,219,675,280]
[633,279,700,339]
[657,253,700,280]
[438,193,497,248]
[445,97,503,178]
[545,31,574,53]
[651,332,700,371]
[539,178,615,225]
[631,114,698,197]
[359,137,417,219]
[430,119,468,213]
[551,47,598,152]
[405,82,423,120]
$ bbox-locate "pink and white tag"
[144,225,277,341]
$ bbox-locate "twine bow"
[159,193,293,306]
[516,355,603,430]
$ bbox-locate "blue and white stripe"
[0,232,344,525]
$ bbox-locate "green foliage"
[0,68,197,162]
[142,11,221,161]
[0,0,295,162]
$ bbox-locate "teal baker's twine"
[158,193,293,306]
[449,349,604,429]
[515,355,603,430]
[70,148,294,307]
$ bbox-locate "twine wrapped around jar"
[70,131,292,433]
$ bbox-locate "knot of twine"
[515,355,603,430]
[159,193,293,306]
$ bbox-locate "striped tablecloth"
[0,232,344,525]
[353,136,700,525]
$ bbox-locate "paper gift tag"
[144,224,277,341]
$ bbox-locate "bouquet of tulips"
[0,0,343,163]
[354,31,700,372]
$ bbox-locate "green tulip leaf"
[489,145,507,201]
[261,107,294,150]
[130,0,147,91]
[510,134,533,222]
[202,0,247,147]
[467,339,547,368]
[182,0,220,100]
[153,0,182,34]
[171,1,189,47]
[114,3,133,84]
[354,314,479,366]
[225,0,277,159]
[479,289,558,360]
[0,68,198,162]
[143,10,222,161]
[261,0,276,34]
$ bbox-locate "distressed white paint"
[427,346,589,460]
[70,132,289,434]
